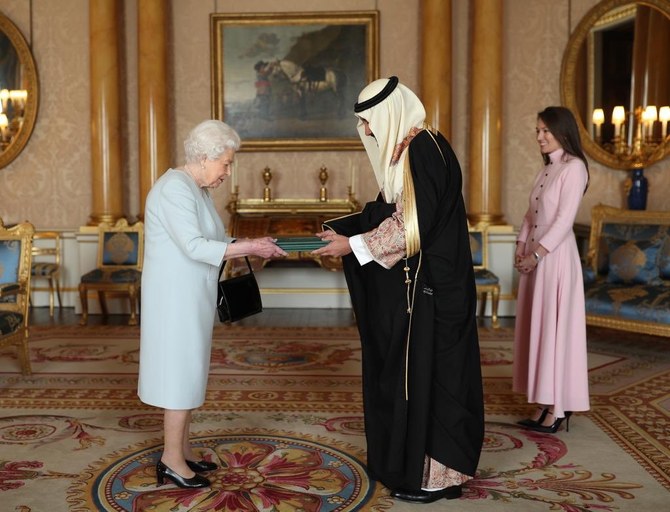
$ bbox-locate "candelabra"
[592,104,670,168]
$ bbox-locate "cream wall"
[1,0,668,232]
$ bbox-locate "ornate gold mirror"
[561,0,670,170]
[0,12,39,169]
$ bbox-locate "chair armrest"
[0,283,23,298]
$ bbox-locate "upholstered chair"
[78,219,144,326]
[31,231,62,317]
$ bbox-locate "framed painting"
[210,11,379,151]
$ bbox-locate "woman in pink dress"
[513,106,590,433]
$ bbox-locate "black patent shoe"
[517,407,549,428]
[156,460,211,488]
[391,485,462,503]
[186,459,218,473]
[529,411,573,434]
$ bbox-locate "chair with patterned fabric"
[79,219,144,326]
[31,231,63,317]
[0,218,35,375]
[469,226,501,328]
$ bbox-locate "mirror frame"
[560,0,670,170]
[0,12,39,169]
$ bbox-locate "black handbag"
[217,257,262,323]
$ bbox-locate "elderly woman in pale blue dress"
[138,120,286,489]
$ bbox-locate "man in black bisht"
[313,76,484,504]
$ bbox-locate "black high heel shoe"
[156,460,211,488]
[517,407,549,428]
[186,459,218,473]
[529,411,573,434]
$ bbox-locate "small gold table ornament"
[319,165,329,202]
[262,166,272,202]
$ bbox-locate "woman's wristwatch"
[532,251,541,263]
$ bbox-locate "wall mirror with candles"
[560,0,670,170]
[0,11,39,169]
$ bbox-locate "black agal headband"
[354,76,399,113]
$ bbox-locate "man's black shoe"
[390,485,462,503]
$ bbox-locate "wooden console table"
[226,197,360,274]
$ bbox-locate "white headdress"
[354,76,426,203]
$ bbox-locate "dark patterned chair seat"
[81,268,142,284]
[32,262,59,276]
[474,268,500,286]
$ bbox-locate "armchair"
[0,218,35,375]
[79,219,144,326]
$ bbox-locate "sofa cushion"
[606,238,663,285]
[598,224,668,276]
[585,280,670,324]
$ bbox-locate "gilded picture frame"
[210,11,379,152]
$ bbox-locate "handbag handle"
[219,256,254,281]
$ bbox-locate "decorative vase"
[627,168,648,210]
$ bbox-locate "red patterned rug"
[0,324,668,511]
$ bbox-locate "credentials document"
[275,237,329,252]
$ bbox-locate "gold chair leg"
[47,277,55,317]
[55,279,62,310]
[99,292,109,316]
[128,286,139,326]
[479,291,487,318]
[491,285,500,328]
[19,332,32,376]
[79,284,89,326]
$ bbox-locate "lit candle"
[612,106,625,138]
[0,113,8,140]
[659,106,670,139]
[644,106,658,139]
[0,89,8,112]
[592,108,604,138]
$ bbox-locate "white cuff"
[349,234,375,266]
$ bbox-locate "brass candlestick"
[319,165,329,202]
[262,166,272,201]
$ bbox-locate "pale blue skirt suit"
[138,169,233,409]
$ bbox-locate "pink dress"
[513,148,590,417]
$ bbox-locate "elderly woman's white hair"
[184,120,241,163]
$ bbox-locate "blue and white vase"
[627,168,648,210]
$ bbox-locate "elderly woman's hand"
[225,237,287,260]
[311,230,352,257]
[249,237,288,259]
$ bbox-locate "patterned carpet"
[0,323,668,511]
